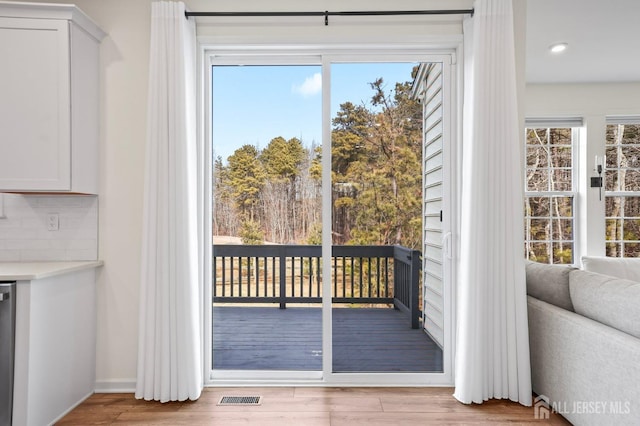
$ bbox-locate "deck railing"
[213,244,421,328]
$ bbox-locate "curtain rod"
[184,9,474,26]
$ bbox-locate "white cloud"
[292,72,322,97]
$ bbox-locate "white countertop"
[0,261,104,281]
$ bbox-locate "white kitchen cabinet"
[0,2,105,193]
[0,261,103,426]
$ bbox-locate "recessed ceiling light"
[549,43,568,54]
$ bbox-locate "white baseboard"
[94,379,136,393]
[50,390,94,425]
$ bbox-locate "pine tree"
[227,144,266,221]
[331,76,423,249]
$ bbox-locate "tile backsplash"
[0,194,98,262]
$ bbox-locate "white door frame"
[200,42,460,387]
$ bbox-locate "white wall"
[526,82,640,259]
[73,0,151,389]
[191,0,471,40]
[526,83,640,120]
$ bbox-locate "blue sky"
[211,62,417,163]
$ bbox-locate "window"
[524,125,578,264]
[605,120,640,257]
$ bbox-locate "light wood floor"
[57,387,570,425]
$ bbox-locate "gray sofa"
[526,257,640,425]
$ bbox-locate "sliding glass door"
[208,52,453,384]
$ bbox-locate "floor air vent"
[217,396,262,406]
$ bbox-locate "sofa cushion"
[525,260,576,311]
[582,255,640,282]
[569,269,640,339]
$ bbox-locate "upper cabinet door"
[0,18,72,191]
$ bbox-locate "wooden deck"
[213,306,443,372]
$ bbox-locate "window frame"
[604,117,640,257]
[523,120,581,265]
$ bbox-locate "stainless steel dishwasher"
[0,282,16,426]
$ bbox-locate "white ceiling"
[526,0,640,83]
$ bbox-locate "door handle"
[0,292,9,302]
[442,232,452,260]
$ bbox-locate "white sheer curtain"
[136,1,202,402]
[454,0,532,406]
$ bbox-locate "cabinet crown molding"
[0,1,106,40]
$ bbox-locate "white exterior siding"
[417,63,445,348]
